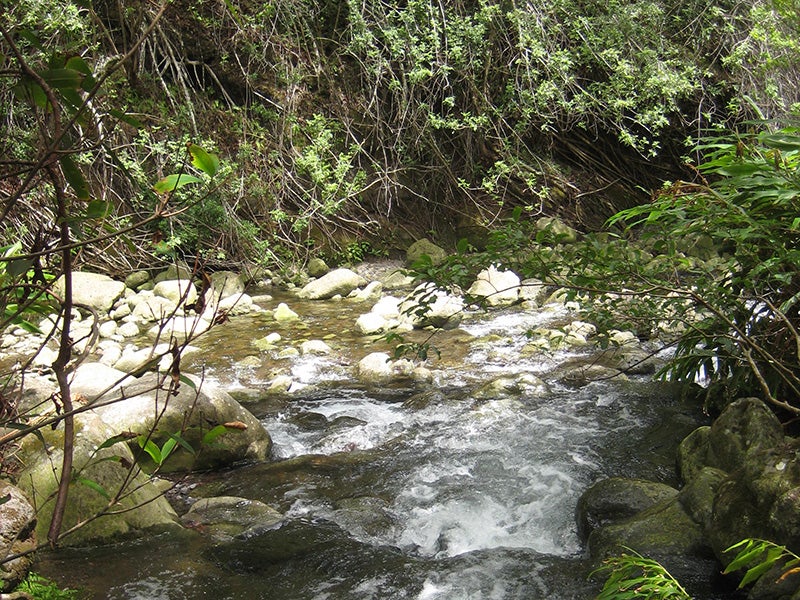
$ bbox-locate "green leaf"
[179,374,197,390]
[96,431,138,451]
[40,68,82,90]
[153,173,203,193]
[109,109,144,129]
[160,437,178,462]
[137,436,162,465]
[166,431,195,455]
[202,424,229,445]
[188,144,220,178]
[85,200,112,219]
[75,476,110,499]
[59,155,90,200]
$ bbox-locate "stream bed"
[35,291,741,599]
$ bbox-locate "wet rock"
[0,482,36,592]
[181,496,282,541]
[298,268,366,300]
[586,495,708,563]
[406,238,448,267]
[92,372,272,471]
[401,283,464,329]
[301,340,332,355]
[273,302,300,322]
[576,477,679,541]
[357,352,415,384]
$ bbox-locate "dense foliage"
[3,0,799,272]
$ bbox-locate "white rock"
[52,272,126,313]
[300,340,332,355]
[297,268,367,300]
[467,266,521,307]
[356,312,389,335]
[274,303,300,322]
[153,279,198,306]
[118,322,140,338]
[350,281,383,302]
[98,320,118,338]
[148,316,210,342]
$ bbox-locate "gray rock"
[406,238,448,267]
[53,272,126,313]
[536,216,579,244]
[577,477,679,541]
[124,270,152,290]
[0,482,36,592]
[182,496,282,541]
[92,372,272,472]
[297,268,367,300]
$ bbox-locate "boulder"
[577,477,679,541]
[53,272,126,313]
[92,373,272,472]
[0,482,36,592]
[466,266,521,307]
[307,257,330,278]
[297,269,366,300]
[586,495,707,562]
[357,352,415,384]
[124,270,151,290]
[181,496,282,541]
[153,279,198,307]
[536,216,579,244]
[207,271,245,301]
[708,397,784,476]
[406,238,448,267]
[401,283,464,330]
[16,412,179,546]
[273,302,300,322]
[154,262,194,283]
[70,362,128,399]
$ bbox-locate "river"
[35,289,741,599]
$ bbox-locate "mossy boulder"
[405,238,448,267]
[576,477,679,541]
[92,373,272,472]
[15,412,179,546]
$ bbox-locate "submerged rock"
[181,496,282,541]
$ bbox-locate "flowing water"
[36,292,739,599]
